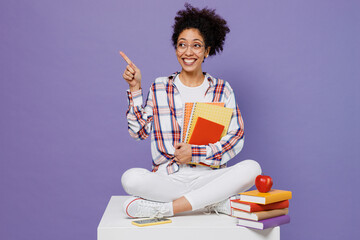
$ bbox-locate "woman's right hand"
[119,51,142,92]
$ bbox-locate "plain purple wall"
[1,0,359,239]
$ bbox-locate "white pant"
[121,160,261,210]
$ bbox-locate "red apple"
[255,175,273,193]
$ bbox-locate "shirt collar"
[169,72,215,86]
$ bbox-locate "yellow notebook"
[185,102,233,144]
[239,189,292,205]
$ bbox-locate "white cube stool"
[97,196,280,240]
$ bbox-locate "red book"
[230,199,289,213]
[188,117,224,145]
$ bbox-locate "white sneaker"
[205,198,231,215]
[123,197,173,218]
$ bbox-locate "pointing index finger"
[119,51,133,65]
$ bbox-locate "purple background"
[1,0,359,239]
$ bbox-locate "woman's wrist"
[129,84,141,92]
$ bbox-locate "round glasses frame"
[176,42,205,54]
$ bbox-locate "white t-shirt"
[174,74,209,103]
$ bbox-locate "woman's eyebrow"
[178,38,204,43]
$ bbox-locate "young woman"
[120,4,261,218]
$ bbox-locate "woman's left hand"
[174,143,192,164]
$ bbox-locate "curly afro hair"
[172,3,230,56]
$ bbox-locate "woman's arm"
[120,51,153,140]
[126,86,154,140]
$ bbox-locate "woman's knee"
[121,168,149,194]
[236,159,262,178]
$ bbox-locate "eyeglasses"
[176,42,205,54]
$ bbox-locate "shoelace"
[137,200,168,218]
[203,199,232,216]
[151,205,168,218]
[203,203,221,216]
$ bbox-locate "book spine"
[254,208,288,221]
[231,200,290,212]
[261,215,290,229]
[266,192,292,204]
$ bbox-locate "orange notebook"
[188,117,225,145]
[182,103,194,142]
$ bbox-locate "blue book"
[237,215,290,230]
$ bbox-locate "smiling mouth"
[183,58,197,65]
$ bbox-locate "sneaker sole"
[124,197,142,218]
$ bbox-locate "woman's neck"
[179,70,204,87]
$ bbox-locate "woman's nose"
[184,46,194,55]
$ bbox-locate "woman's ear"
[203,47,211,63]
[205,47,211,57]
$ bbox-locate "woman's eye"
[178,43,186,48]
[193,44,201,48]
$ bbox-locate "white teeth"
[184,59,195,64]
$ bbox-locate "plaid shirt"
[126,72,244,174]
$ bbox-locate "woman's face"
[176,28,210,74]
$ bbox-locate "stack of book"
[231,189,292,230]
